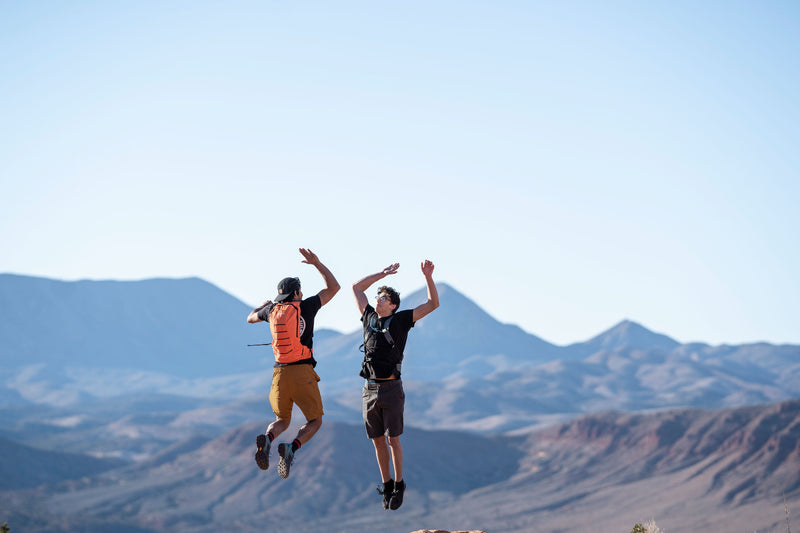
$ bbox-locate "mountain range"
[2,273,797,436]
[1,273,799,532]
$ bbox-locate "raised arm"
[412,260,439,322]
[300,248,340,306]
[352,263,399,314]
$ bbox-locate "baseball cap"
[275,277,301,302]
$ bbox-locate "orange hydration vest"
[269,301,312,363]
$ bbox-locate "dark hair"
[377,286,400,313]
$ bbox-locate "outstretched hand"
[382,263,400,276]
[421,259,435,277]
[299,248,320,266]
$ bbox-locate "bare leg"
[294,417,322,445]
[372,436,392,482]
[387,435,403,481]
[267,418,290,439]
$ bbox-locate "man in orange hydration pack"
[247,248,340,479]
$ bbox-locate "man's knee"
[387,435,402,448]
[273,411,292,423]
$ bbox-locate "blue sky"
[2,1,798,345]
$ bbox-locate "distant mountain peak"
[585,319,679,352]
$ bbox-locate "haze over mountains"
[1,273,799,532]
[2,273,797,431]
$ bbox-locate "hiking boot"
[255,434,270,470]
[389,479,405,510]
[377,479,394,510]
[277,443,294,479]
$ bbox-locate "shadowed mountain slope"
[0,435,125,490]
[15,421,522,533]
[3,400,798,533]
[0,273,269,378]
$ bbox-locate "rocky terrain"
[1,400,798,533]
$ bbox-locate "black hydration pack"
[359,314,402,379]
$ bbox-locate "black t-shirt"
[360,304,415,379]
[258,295,322,366]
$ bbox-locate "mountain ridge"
[0,434,125,490]
[0,273,269,378]
[2,274,798,436]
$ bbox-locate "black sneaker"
[377,479,394,510]
[389,479,405,510]
[277,443,294,479]
[255,434,270,470]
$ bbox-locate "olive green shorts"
[269,364,324,422]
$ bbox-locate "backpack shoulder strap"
[367,314,394,346]
[382,315,394,345]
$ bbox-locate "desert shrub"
[643,519,663,533]
[631,520,663,533]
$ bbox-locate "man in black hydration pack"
[352,260,439,510]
